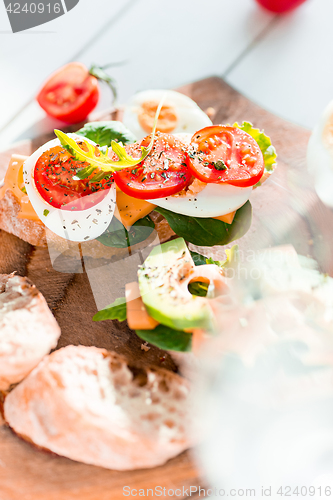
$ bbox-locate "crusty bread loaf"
[4,345,192,470]
[0,187,174,251]
[0,274,61,391]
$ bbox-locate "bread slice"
[0,190,47,247]
[0,274,61,391]
[0,187,174,250]
[4,345,192,470]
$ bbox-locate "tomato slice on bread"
[113,132,192,199]
[37,63,99,124]
[188,126,264,187]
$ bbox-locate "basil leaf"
[135,324,192,352]
[93,297,127,322]
[97,215,155,248]
[155,201,252,247]
[76,121,136,147]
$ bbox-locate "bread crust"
[4,345,192,470]
[0,274,61,391]
[0,190,47,247]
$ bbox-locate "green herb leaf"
[212,160,227,171]
[54,129,125,173]
[135,324,192,352]
[76,121,136,147]
[155,201,252,247]
[21,186,27,194]
[233,121,277,174]
[43,209,49,217]
[93,297,127,322]
[97,215,155,248]
[55,96,165,180]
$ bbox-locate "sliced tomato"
[34,146,113,210]
[188,126,264,188]
[113,132,192,199]
[36,63,99,124]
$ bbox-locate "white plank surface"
[0,0,274,149]
[226,0,332,129]
[0,0,137,134]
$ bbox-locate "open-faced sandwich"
[93,237,238,355]
[0,90,277,253]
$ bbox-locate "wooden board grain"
[0,77,331,500]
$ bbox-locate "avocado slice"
[138,238,215,331]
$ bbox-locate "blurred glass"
[194,247,333,499]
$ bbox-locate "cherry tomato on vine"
[37,63,100,124]
[187,126,264,188]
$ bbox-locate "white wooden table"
[0,0,331,150]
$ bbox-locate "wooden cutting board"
[0,77,332,500]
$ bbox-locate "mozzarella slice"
[147,183,252,218]
[23,135,116,242]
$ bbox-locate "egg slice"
[23,134,116,242]
[123,89,212,141]
[146,133,253,217]
[307,100,333,208]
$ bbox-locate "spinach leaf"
[93,297,127,322]
[135,324,192,352]
[76,121,136,147]
[190,251,208,266]
[97,215,155,248]
[155,201,252,247]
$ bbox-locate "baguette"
[0,186,174,250]
[4,345,192,470]
[0,273,61,391]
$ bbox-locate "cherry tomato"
[113,133,192,199]
[36,63,99,124]
[255,0,307,13]
[34,145,113,210]
[187,126,264,188]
